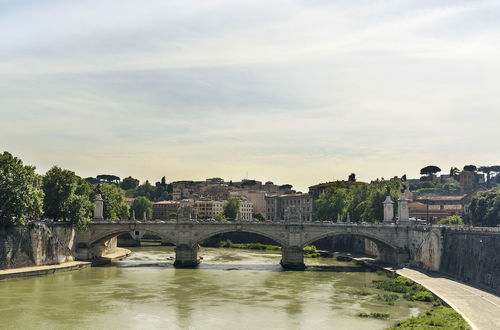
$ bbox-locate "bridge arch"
[301,229,408,264]
[192,228,288,247]
[88,229,175,247]
[301,230,398,251]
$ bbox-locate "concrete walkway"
[0,248,131,280]
[396,268,500,330]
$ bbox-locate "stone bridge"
[75,221,414,269]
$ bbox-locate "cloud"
[1,0,499,191]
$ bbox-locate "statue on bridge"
[284,205,302,224]
[177,204,193,223]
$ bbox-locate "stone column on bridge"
[397,181,410,225]
[281,247,305,270]
[383,195,394,223]
[397,195,410,225]
[174,244,200,268]
[93,194,104,221]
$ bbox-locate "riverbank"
[0,248,131,280]
[345,255,498,330]
[395,268,500,330]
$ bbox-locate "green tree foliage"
[151,177,170,201]
[131,196,153,220]
[437,215,464,225]
[0,152,43,226]
[316,183,349,221]
[42,166,93,229]
[463,165,477,172]
[253,212,266,221]
[478,165,500,187]
[66,194,93,230]
[100,183,129,220]
[316,180,400,222]
[214,213,226,221]
[43,166,78,221]
[420,165,441,177]
[120,176,139,190]
[468,188,500,227]
[223,197,240,221]
[410,177,459,195]
[133,180,155,200]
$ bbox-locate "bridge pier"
[174,244,200,268]
[280,247,305,270]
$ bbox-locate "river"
[0,246,430,329]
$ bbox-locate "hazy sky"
[1,0,499,191]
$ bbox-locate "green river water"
[0,246,430,330]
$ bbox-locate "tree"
[120,176,139,190]
[315,180,400,222]
[152,177,170,201]
[478,166,500,187]
[316,183,349,221]
[463,165,477,172]
[131,196,153,220]
[43,166,79,221]
[437,215,464,225]
[0,152,43,226]
[42,166,93,228]
[468,188,500,227]
[100,183,129,220]
[348,173,356,182]
[253,212,266,221]
[214,213,226,221]
[223,197,240,221]
[133,180,155,200]
[420,165,441,177]
[66,194,93,230]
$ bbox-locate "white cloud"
[1,0,499,191]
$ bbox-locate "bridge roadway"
[75,220,413,269]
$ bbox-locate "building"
[152,201,181,220]
[229,189,266,215]
[265,193,313,221]
[238,200,253,221]
[193,200,224,219]
[409,195,467,223]
[459,170,476,194]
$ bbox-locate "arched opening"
[116,232,165,247]
[174,230,287,269]
[301,233,405,266]
[87,229,175,259]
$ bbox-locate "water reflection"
[0,246,430,330]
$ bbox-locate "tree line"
[0,152,166,229]
[315,179,401,222]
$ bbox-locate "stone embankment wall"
[439,229,499,294]
[408,227,499,295]
[0,222,75,270]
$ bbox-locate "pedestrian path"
[396,268,500,330]
[0,248,131,280]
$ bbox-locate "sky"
[1,0,499,192]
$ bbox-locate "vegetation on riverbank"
[202,239,322,257]
[370,271,470,329]
[215,240,281,251]
[389,306,471,329]
[373,273,436,302]
[358,312,390,320]
[303,245,320,257]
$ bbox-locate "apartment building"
[265,193,313,221]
